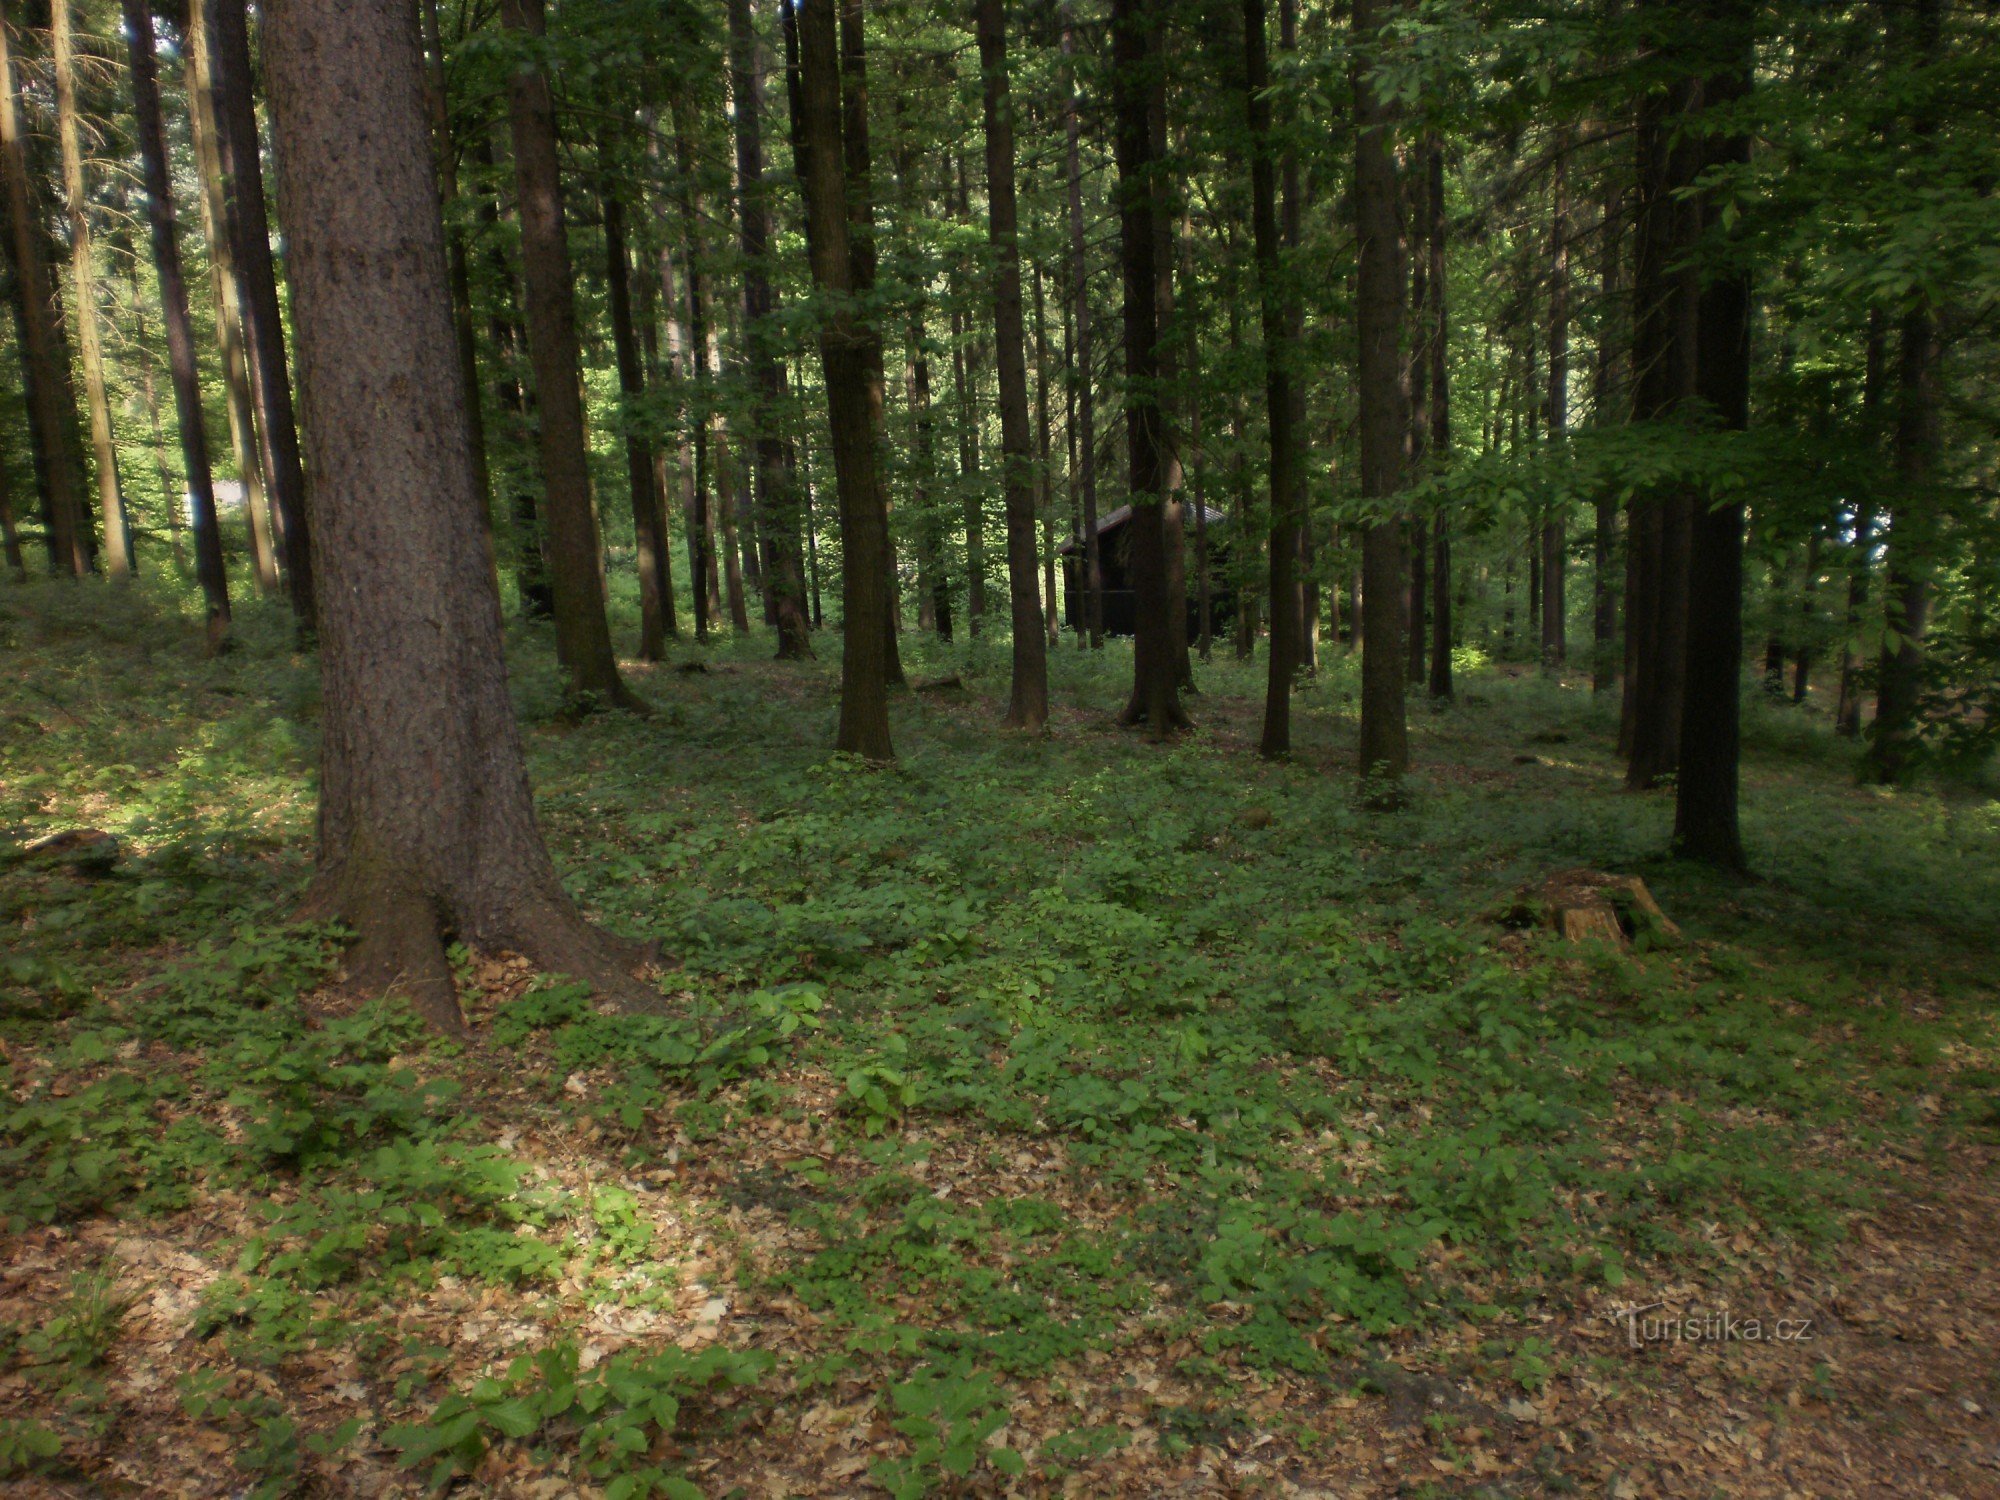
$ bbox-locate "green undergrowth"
[3,578,1995,1492]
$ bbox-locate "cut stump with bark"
[1501,868,1681,948]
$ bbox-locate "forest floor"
[3,580,1999,1499]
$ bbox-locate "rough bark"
[977,0,1048,730]
[1352,0,1409,789]
[421,0,495,532]
[125,0,230,637]
[500,0,634,709]
[791,0,893,758]
[264,0,649,1028]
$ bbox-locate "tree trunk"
[1865,0,1942,784]
[730,0,813,659]
[1352,0,1409,789]
[54,0,128,576]
[1592,161,1622,694]
[1542,145,1569,671]
[791,0,893,757]
[1111,0,1184,735]
[264,0,647,1029]
[211,0,317,635]
[666,106,714,643]
[500,0,634,709]
[1034,260,1060,647]
[1426,146,1454,701]
[1063,6,1102,650]
[1623,44,1696,790]
[838,0,904,687]
[125,0,229,638]
[0,0,91,576]
[188,0,278,594]
[1835,312,1886,737]
[1245,0,1296,756]
[1673,1,1752,870]
[977,0,1048,729]
[601,150,671,662]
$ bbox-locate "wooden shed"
[1056,503,1234,637]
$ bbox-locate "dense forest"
[1,0,1997,1494]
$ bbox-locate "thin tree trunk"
[125,0,229,638]
[1407,161,1430,686]
[952,156,989,638]
[731,0,813,658]
[0,0,90,576]
[601,147,671,661]
[1866,0,1942,784]
[1245,0,1296,756]
[1352,0,1409,789]
[1542,142,1570,671]
[500,0,633,708]
[1426,145,1454,701]
[790,0,893,757]
[211,0,316,635]
[1062,6,1102,649]
[634,220,680,639]
[667,105,713,643]
[188,0,277,593]
[54,0,128,575]
[1592,161,1622,693]
[265,0,646,1029]
[1836,311,1886,737]
[1034,259,1059,647]
[977,0,1048,729]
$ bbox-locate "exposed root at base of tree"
[302,873,662,1031]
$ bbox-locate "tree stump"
[1501,868,1680,947]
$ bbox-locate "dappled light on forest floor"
[4,587,1998,1496]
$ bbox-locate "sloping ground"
[4,584,1997,1497]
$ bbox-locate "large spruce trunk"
[264,0,648,1028]
[977,0,1049,730]
[500,0,634,709]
